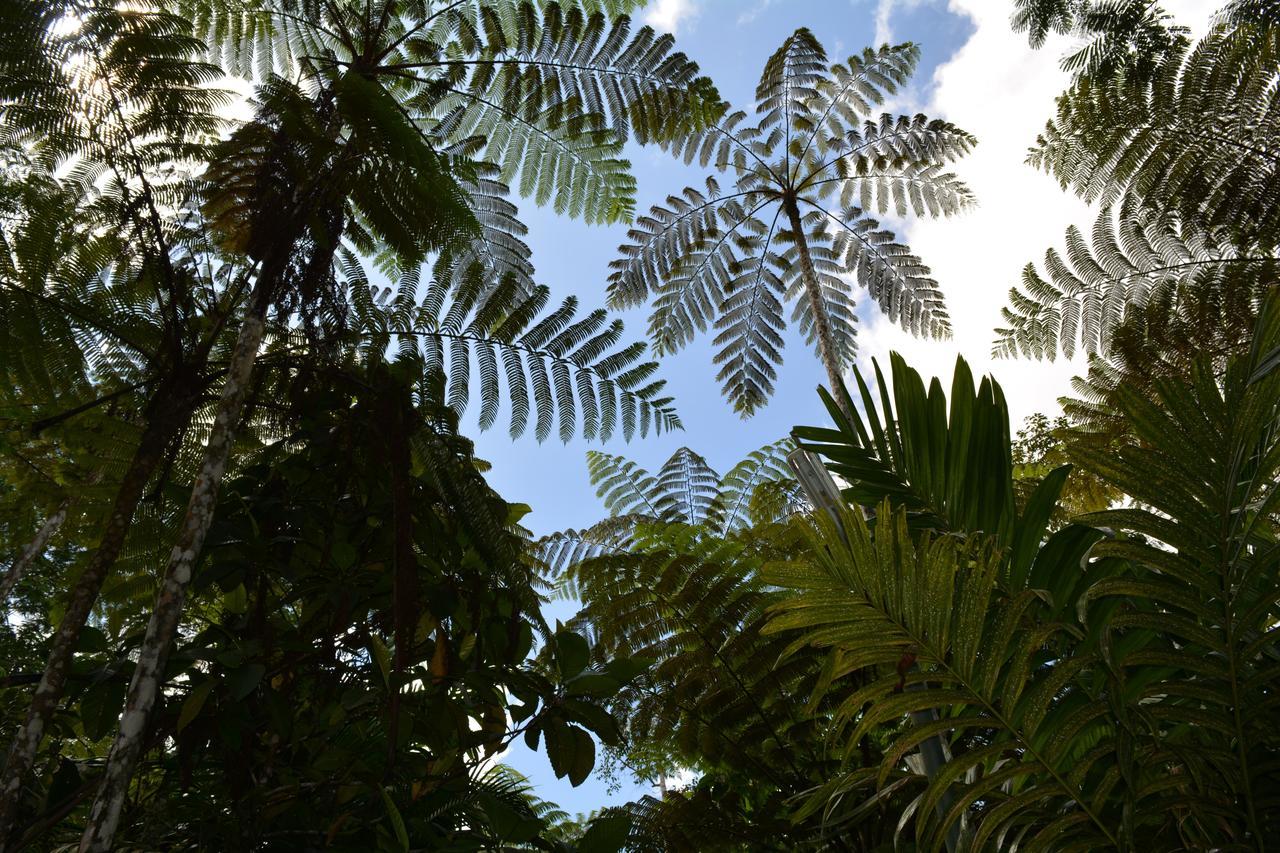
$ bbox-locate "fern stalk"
[78,282,272,852]
[785,196,853,421]
[0,387,200,847]
[0,501,69,608]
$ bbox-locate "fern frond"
[1030,21,1280,251]
[1012,0,1190,81]
[349,262,679,442]
[179,0,723,226]
[608,29,973,414]
[995,202,1277,360]
[714,438,797,531]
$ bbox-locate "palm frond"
[765,503,1125,851]
[1063,293,1280,840]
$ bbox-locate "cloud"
[852,0,1220,427]
[644,0,699,34]
[736,0,776,26]
[872,0,933,47]
[873,0,895,45]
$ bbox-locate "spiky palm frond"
[610,34,974,414]
[348,260,678,442]
[1060,293,1280,843]
[1030,19,1280,253]
[763,503,1145,852]
[179,0,721,227]
[777,304,1280,848]
[994,201,1277,360]
[793,353,1104,615]
[795,354,1019,540]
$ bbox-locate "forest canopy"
[1,0,1278,850]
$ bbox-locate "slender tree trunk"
[784,197,856,422]
[77,286,272,852]
[0,394,193,849]
[0,502,69,609]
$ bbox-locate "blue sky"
[467,0,1226,820]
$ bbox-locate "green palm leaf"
[1064,293,1280,840]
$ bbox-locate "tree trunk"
[77,291,271,852]
[0,502,69,609]
[784,197,856,422]
[0,393,193,849]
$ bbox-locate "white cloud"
[737,0,776,26]
[644,0,699,34]
[853,0,1220,427]
[872,0,933,47]
[873,0,895,45]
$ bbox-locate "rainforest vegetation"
[0,0,1277,849]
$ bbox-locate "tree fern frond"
[349,262,678,441]
[821,206,951,339]
[180,1,724,226]
[714,438,797,531]
[995,202,1277,360]
[1030,21,1280,251]
[1012,0,1190,81]
[608,28,973,413]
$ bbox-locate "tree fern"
[178,0,721,227]
[610,33,974,414]
[1011,0,1190,81]
[542,439,799,576]
[1030,16,1280,253]
[348,260,678,442]
[561,522,864,850]
[1060,265,1266,435]
[994,201,1277,360]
